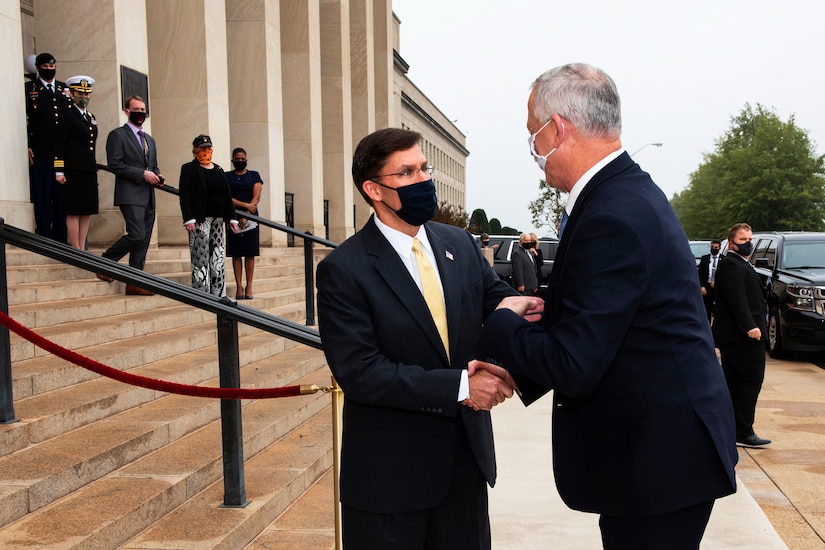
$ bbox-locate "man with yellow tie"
[317,128,523,549]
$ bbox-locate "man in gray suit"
[100,96,164,295]
[511,233,539,296]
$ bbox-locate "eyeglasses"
[369,165,434,182]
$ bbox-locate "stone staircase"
[0,245,337,549]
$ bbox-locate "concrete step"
[0,347,330,534]
[0,244,333,548]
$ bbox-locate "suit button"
[437,408,442,413]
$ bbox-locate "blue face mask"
[375,179,438,226]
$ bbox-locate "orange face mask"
[195,148,213,165]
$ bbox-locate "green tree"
[489,218,502,233]
[528,179,568,237]
[674,104,825,238]
[432,201,469,229]
[468,208,491,234]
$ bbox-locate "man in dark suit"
[101,96,164,295]
[471,64,737,549]
[511,233,539,295]
[697,239,723,322]
[316,128,519,549]
[712,223,771,449]
[25,52,72,241]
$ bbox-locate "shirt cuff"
[457,370,470,401]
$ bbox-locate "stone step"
[3,302,310,454]
[0,347,330,534]
[3,245,310,266]
[0,244,333,548]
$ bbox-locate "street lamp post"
[630,142,663,156]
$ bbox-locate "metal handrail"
[0,217,327,507]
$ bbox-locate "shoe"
[125,284,154,296]
[244,295,254,300]
[235,295,245,300]
[736,434,772,448]
[96,273,113,282]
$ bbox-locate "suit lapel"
[552,152,635,281]
[363,218,450,364]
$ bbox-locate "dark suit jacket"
[316,217,517,514]
[105,124,159,208]
[511,246,538,292]
[479,152,737,516]
[712,253,767,345]
[178,160,236,224]
[54,107,98,173]
[25,79,72,160]
[697,252,724,292]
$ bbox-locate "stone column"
[226,0,287,246]
[320,0,355,243]
[372,0,393,129]
[348,0,375,231]
[280,0,326,237]
[146,0,231,245]
[29,0,154,248]
[1,2,31,230]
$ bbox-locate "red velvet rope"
[0,311,323,399]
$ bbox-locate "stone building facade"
[2,0,467,248]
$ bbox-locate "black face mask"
[481,240,490,246]
[734,241,753,257]
[710,248,720,256]
[39,68,56,81]
[232,160,247,171]
[128,110,146,126]
[522,241,535,249]
[375,179,438,227]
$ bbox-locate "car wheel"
[767,310,785,359]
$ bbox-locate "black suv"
[747,232,825,357]
[476,235,558,290]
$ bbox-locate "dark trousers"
[103,204,155,270]
[29,158,67,242]
[600,500,715,550]
[702,288,715,323]
[719,339,766,438]
[341,426,490,550]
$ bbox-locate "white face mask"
[528,118,558,171]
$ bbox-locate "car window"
[782,241,825,269]
[751,238,771,263]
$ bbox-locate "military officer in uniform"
[55,76,99,250]
[25,52,72,241]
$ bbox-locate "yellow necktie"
[412,238,449,360]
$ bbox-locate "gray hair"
[531,63,622,140]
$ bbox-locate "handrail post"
[0,230,18,424]
[304,232,316,326]
[217,298,249,508]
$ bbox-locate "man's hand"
[462,361,515,411]
[144,171,162,185]
[495,295,544,322]
[462,360,516,411]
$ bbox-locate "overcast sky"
[392,0,825,235]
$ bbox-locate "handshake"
[462,360,518,411]
[461,294,544,411]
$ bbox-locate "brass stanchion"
[331,376,344,550]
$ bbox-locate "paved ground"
[488,352,825,549]
[272,352,825,548]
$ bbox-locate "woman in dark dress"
[54,76,99,249]
[225,147,263,299]
[179,134,239,296]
